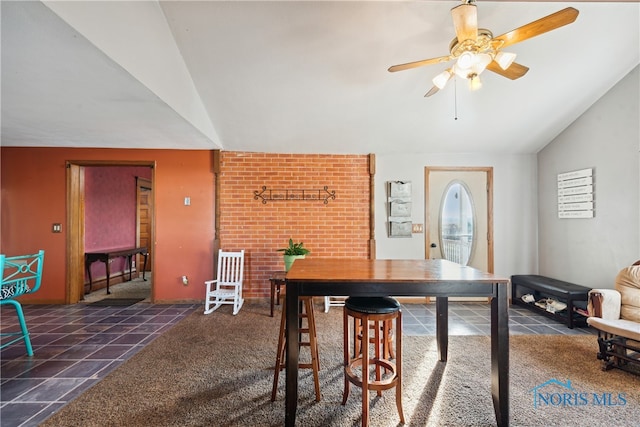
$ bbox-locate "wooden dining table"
[284,258,510,427]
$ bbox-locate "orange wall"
[219,152,371,298]
[1,147,215,303]
[1,148,370,303]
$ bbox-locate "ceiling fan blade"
[486,61,529,80]
[493,7,579,49]
[424,86,440,98]
[451,3,478,42]
[388,55,452,73]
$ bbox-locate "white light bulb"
[432,69,452,90]
[469,74,482,91]
[495,51,517,70]
[474,53,492,74]
[457,51,475,69]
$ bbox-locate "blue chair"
[1,250,45,356]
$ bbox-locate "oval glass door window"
[439,180,475,266]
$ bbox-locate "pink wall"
[1,147,215,304]
[84,166,152,280]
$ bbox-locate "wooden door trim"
[66,163,85,304]
[213,150,221,258]
[136,177,152,250]
[369,153,376,260]
[424,166,494,274]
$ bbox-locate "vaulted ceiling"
[2,1,638,154]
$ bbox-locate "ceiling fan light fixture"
[474,53,492,74]
[387,4,580,98]
[454,51,491,81]
[495,51,517,70]
[432,69,453,90]
[468,73,482,91]
[453,58,474,79]
[457,51,475,69]
[453,63,469,79]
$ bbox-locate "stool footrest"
[345,357,398,391]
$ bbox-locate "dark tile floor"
[0,301,594,427]
[1,302,199,427]
[401,301,596,337]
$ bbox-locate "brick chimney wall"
[218,151,371,299]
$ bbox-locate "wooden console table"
[85,247,148,294]
[284,258,510,427]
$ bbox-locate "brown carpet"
[42,302,640,427]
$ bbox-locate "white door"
[425,167,494,275]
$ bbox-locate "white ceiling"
[2,1,638,154]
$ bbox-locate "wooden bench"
[511,275,591,329]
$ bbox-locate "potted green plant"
[278,238,310,271]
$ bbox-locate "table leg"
[491,283,510,427]
[85,259,93,294]
[128,255,134,282]
[270,280,276,317]
[142,252,148,281]
[435,297,448,362]
[106,259,112,295]
[276,283,281,305]
[285,282,299,427]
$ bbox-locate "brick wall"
[219,152,371,299]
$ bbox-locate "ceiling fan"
[388,1,579,97]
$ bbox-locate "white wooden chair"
[204,249,245,315]
[324,296,346,312]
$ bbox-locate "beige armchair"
[587,261,640,372]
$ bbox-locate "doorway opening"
[425,166,494,303]
[425,166,493,273]
[66,161,155,304]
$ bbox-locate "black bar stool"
[342,296,403,426]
